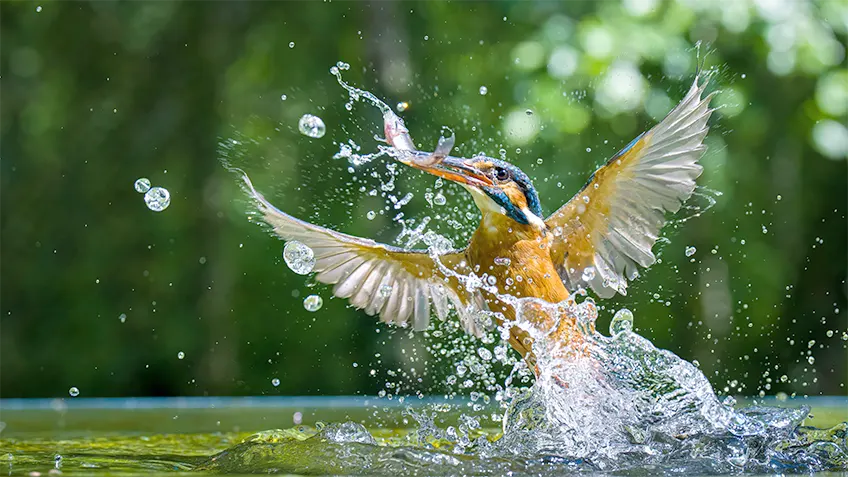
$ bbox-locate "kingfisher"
[241,79,713,365]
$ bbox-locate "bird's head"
[409,155,546,229]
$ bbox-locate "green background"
[2,0,846,399]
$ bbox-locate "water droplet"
[586,147,592,152]
[118,313,127,323]
[479,86,488,95]
[581,266,595,281]
[366,211,376,220]
[68,387,79,397]
[298,114,326,138]
[280,94,287,101]
[582,195,590,204]
[396,101,409,112]
[288,41,295,48]
[177,351,185,360]
[272,378,281,387]
[134,178,151,193]
[144,187,170,212]
[807,356,815,365]
[36,5,42,12]
[536,157,543,164]
[303,294,323,312]
[609,308,634,335]
[379,285,393,297]
[826,330,834,337]
[433,193,446,206]
[525,109,533,116]
[477,347,493,360]
[685,246,697,257]
[283,241,315,275]
[494,257,511,266]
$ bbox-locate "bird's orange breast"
[465,213,583,364]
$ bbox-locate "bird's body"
[241,77,715,367]
[464,212,571,360]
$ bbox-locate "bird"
[240,78,714,366]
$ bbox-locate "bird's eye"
[495,167,510,181]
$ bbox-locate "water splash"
[303,294,323,312]
[133,178,150,193]
[143,187,170,212]
[199,299,848,474]
[283,240,315,275]
[298,114,326,138]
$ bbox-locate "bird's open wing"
[547,79,714,298]
[241,174,488,336]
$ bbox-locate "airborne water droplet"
[610,308,634,335]
[177,351,185,360]
[118,313,127,323]
[68,387,80,397]
[298,114,326,138]
[134,178,151,193]
[479,86,488,95]
[303,294,323,312]
[283,241,315,275]
[396,101,409,112]
[144,187,170,212]
[272,378,281,387]
[685,246,697,257]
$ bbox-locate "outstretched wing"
[241,173,488,335]
[547,79,714,298]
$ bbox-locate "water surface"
[2,396,845,476]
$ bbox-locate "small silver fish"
[383,111,455,167]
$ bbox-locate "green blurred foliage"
[1,0,846,399]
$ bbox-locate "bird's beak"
[404,156,494,189]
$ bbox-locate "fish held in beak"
[382,110,490,188]
[411,128,455,167]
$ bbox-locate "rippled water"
[3,302,846,476]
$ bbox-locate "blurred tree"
[1,0,845,399]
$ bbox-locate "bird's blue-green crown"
[479,157,543,226]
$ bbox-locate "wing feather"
[240,173,488,335]
[547,78,714,298]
